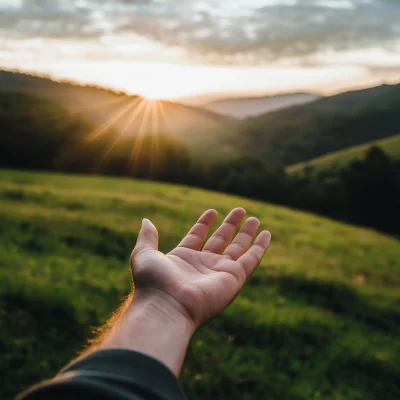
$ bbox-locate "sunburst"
[59,92,168,175]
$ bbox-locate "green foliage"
[288,133,400,174]
[0,170,399,400]
[0,91,91,170]
[285,147,400,235]
[204,148,400,236]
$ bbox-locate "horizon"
[3,66,399,107]
[1,0,400,101]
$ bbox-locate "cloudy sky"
[1,0,399,100]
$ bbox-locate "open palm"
[131,208,271,328]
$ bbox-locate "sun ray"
[137,100,152,140]
[130,99,153,174]
[44,95,129,123]
[157,101,173,176]
[94,98,149,169]
[57,97,144,171]
[157,101,171,133]
[150,101,160,176]
[121,98,148,134]
[152,100,160,135]
[85,97,141,142]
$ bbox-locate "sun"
[110,62,201,101]
[137,79,181,100]
[143,93,163,101]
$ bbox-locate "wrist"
[130,288,197,338]
[98,289,195,376]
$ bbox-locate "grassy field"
[1,169,399,400]
[288,133,400,173]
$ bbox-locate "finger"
[223,217,260,260]
[134,218,159,252]
[178,209,218,250]
[203,208,246,254]
[237,230,271,278]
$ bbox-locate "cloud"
[0,0,399,64]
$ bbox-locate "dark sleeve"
[17,349,188,400]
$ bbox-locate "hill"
[236,83,400,166]
[0,70,236,159]
[0,91,195,180]
[288,133,400,173]
[4,70,400,168]
[204,93,321,118]
[1,169,399,400]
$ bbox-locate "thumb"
[134,218,159,252]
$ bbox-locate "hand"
[131,208,271,330]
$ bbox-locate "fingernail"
[142,218,153,228]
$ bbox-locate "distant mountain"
[0,70,235,159]
[234,83,400,166]
[204,93,322,118]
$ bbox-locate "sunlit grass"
[1,169,399,399]
[288,133,400,173]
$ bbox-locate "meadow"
[1,169,399,400]
[288,134,400,174]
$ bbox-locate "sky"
[0,0,400,101]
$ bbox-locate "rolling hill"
[1,169,399,400]
[2,70,400,168]
[204,93,321,118]
[0,70,236,159]
[288,133,400,173]
[235,83,400,166]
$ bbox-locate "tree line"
[203,147,400,236]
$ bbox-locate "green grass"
[1,169,399,400]
[288,133,400,173]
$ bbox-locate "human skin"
[90,208,271,376]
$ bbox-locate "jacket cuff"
[59,349,188,400]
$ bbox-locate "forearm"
[88,289,195,377]
[18,290,192,400]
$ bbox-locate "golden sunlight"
[77,95,170,174]
[18,59,394,103]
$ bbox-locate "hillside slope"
[237,83,400,165]
[0,91,199,178]
[1,170,399,400]
[0,70,236,159]
[205,93,321,118]
[288,133,400,173]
